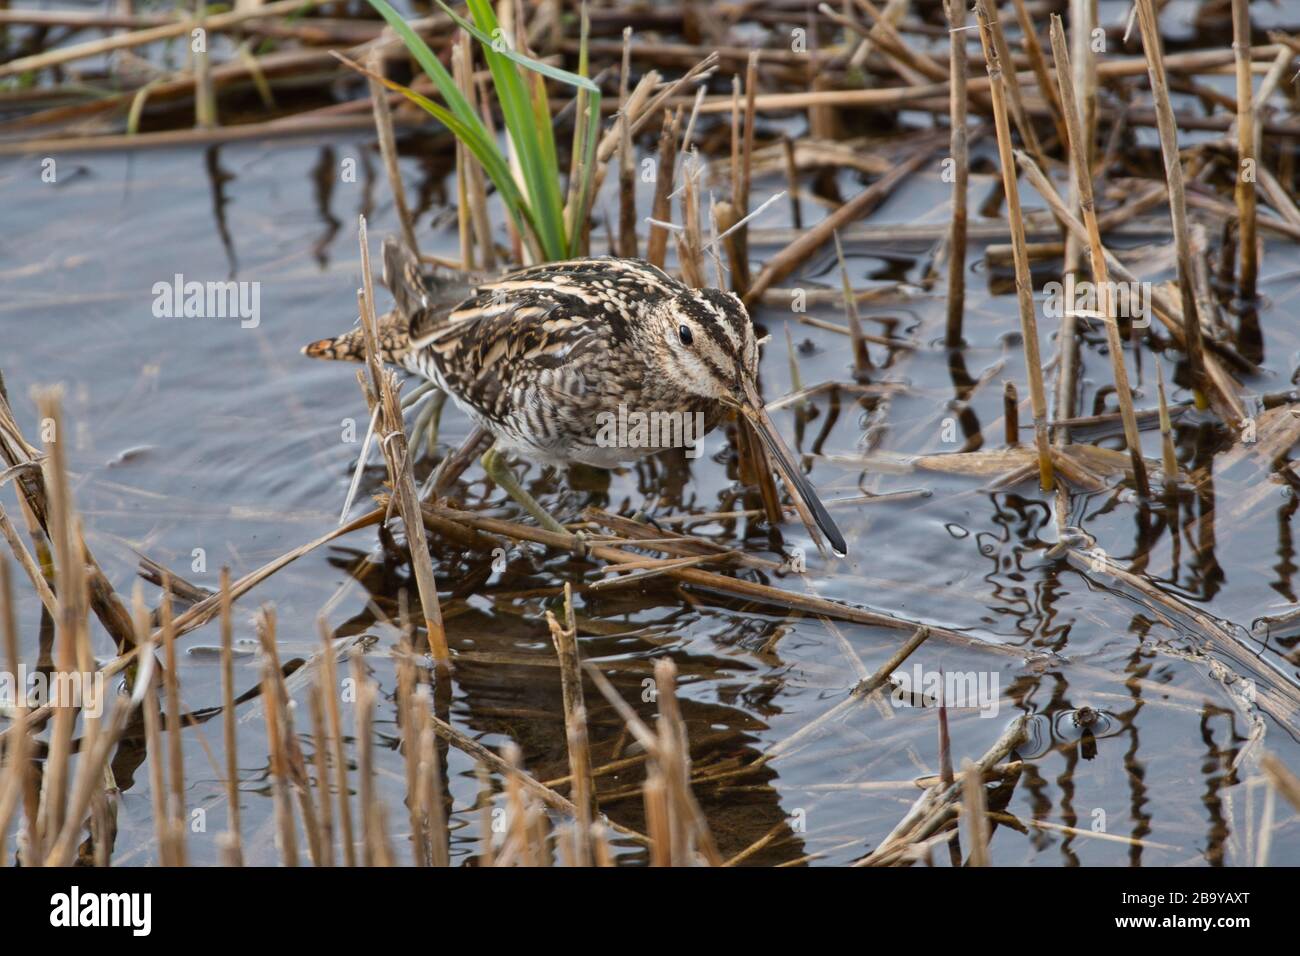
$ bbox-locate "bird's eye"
[678,325,694,346]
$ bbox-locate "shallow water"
[3,9,1300,866]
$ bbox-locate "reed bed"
[3,0,1300,867]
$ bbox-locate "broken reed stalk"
[545,582,595,863]
[0,503,56,620]
[193,2,217,129]
[960,756,991,866]
[136,588,172,865]
[676,150,706,288]
[618,27,638,259]
[1232,0,1258,300]
[1003,381,1019,445]
[0,557,29,867]
[356,215,449,664]
[1052,0,1088,444]
[218,567,243,863]
[1134,0,1209,410]
[409,685,450,867]
[645,108,681,267]
[318,617,356,866]
[584,659,720,865]
[396,629,429,866]
[306,661,335,867]
[733,49,759,294]
[159,586,189,867]
[974,0,1053,493]
[943,0,968,348]
[263,616,325,866]
[32,386,92,856]
[350,650,394,866]
[861,715,1028,866]
[1049,16,1150,498]
[258,608,298,866]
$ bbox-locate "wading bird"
[305,239,845,555]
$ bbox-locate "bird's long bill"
[739,379,847,556]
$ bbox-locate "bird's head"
[648,287,760,401]
[645,286,847,556]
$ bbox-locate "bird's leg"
[480,446,569,536]
[408,388,446,459]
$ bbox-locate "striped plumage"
[305,238,846,554]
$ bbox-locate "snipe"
[305,238,846,555]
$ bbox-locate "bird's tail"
[301,236,430,366]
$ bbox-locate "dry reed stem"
[676,150,706,288]
[32,387,81,851]
[367,48,419,259]
[159,586,189,867]
[395,629,428,866]
[318,617,356,866]
[1049,16,1150,497]
[419,499,962,636]
[306,666,334,867]
[1003,381,1019,446]
[973,1,1053,492]
[0,503,56,620]
[136,589,171,865]
[943,0,969,348]
[259,608,325,865]
[960,757,991,865]
[357,217,449,664]
[1063,547,1300,733]
[350,651,380,866]
[1134,0,1210,410]
[833,230,871,375]
[980,0,1047,169]
[859,715,1028,865]
[646,109,682,267]
[617,28,639,260]
[545,582,595,862]
[1155,362,1180,489]
[0,557,30,867]
[937,689,953,790]
[1232,0,1259,299]
[258,609,298,866]
[1012,151,1246,424]
[1009,0,1068,146]
[1261,754,1300,813]
[218,566,243,864]
[411,687,450,867]
[0,507,383,747]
